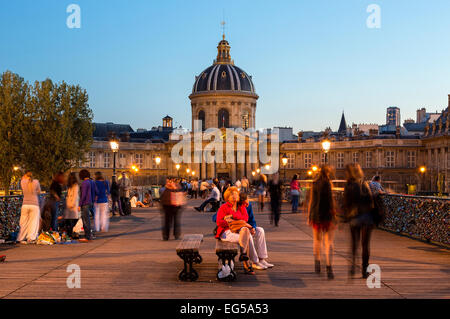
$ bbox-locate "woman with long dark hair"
[343,163,374,278]
[308,165,336,279]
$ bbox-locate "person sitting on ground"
[237,192,274,269]
[143,192,153,207]
[194,180,221,212]
[130,193,146,208]
[215,186,255,275]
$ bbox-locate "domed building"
[190,35,258,131]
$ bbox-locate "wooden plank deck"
[0,199,449,299]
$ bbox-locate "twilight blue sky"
[1,0,450,132]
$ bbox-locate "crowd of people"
[15,170,151,244]
[10,163,386,280]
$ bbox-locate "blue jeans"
[50,199,59,231]
[199,198,218,211]
[291,195,299,212]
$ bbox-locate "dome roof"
[192,64,255,94]
[191,35,256,95]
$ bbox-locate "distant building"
[417,108,441,124]
[386,106,401,126]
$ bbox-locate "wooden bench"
[176,234,203,281]
[215,240,239,281]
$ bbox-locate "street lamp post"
[155,156,161,186]
[321,139,331,164]
[110,139,119,177]
[419,165,426,193]
[281,154,288,183]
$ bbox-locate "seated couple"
[215,187,274,274]
[194,180,221,212]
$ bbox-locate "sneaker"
[243,261,255,275]
[260,260,274,268]
[253,262,267,270]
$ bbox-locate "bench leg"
[216,252,237,281]
[178,252,201,282]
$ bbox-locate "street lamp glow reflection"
[186,168,190,174]
[251,171,256,177]
[312,165,318,172]
[281,154,288,166]
[155,156,161,165]
[256,168,260,174]
[419,166,426,173]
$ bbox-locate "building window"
[365,151,372,168]
[119,153,126,168]
[198,110,205,131]
[88,152,96,168]
[218,108,229,128]
[352,152,359,164]
[385,151,395,168]
[304,153,312,169]
[135,153,144,168]
[321,153,326,165]
[337,152,344,169]
[407,151,416,168]
[287,153,295,169]
[242,111,249,130]
[104,152,111,168]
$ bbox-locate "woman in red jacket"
[215,186,255,274]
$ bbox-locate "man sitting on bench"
[194,179,220,212]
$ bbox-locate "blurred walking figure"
[343,163,374,279]
[110,176,123,216]
[241,176,249,193]
[79,169,94,241]
[63,172,79,239]
[160,178,184,240]
[268,173,282,226]
[17,171,41,244]
[256,175,267,211]
[48,172,64,231]
[290,174,300,213]
[94,171,110,232]
[307,165,336,279]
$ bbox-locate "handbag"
[227,219,253,233]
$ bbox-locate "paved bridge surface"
[0,199,449,299]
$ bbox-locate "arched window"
[218,109,229,128]
[198,110,205,131]
[242,110,249,129]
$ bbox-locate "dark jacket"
[308,178,335,224]
[268,180,282,203]
[343,179,374,223]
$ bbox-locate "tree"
[0,71,29,192]
[21,78,93,187]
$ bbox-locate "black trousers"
[81,205,92,240]
[64,219,78,238]
[162,205,181,240]
[270,199,281,226]
[350,224,373,271]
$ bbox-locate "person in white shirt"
[235,179,242,190]
[130,193,145,208]
[194,180,221,212]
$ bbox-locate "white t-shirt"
[130,196,138,208]
[209,186,221,201]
